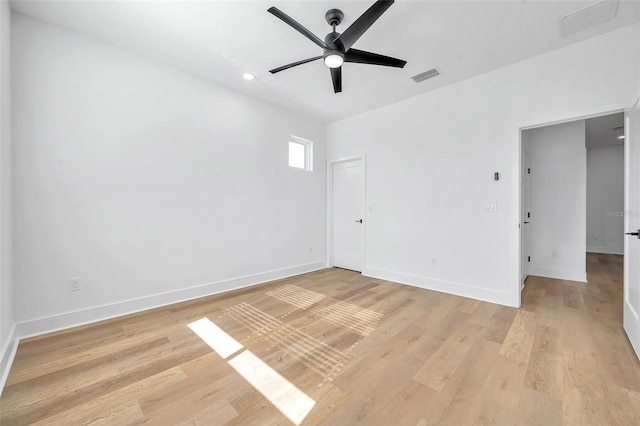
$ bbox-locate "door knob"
[355,219,363,223]
[626,229,640,239]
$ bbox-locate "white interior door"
[521,148,532,286]
[332,158,364,272]
[624,99,640,360]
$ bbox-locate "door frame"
[623,98,640,359]
[520,146,531,288]
[326,155,367,270]
[512,102,629,307]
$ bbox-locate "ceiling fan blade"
[344,48,406,68]
[269,56,323,74]
[336,0,394,51]
[330,67,342,93]
[268,7,328,49]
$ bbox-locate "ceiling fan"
[267,0,407,93]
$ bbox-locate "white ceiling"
[586,112,625,148]
[9,0,640,123]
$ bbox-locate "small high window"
[288,136,313,171]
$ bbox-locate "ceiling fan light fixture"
[324,51,344,68]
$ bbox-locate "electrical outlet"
[308,246,313,254]
[552,251,558,258]
[432,257,438,266]
[70,278,81,292]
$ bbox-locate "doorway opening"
[517,102,640,360]
[519,112,624,287]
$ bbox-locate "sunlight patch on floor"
[267,284,383,335]
[187,317,243,359]
[187,317,315,425]
[229,350,316,425]
[225,302,351,380]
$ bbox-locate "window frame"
[288,136,313,172]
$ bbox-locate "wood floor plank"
[140,381,240,425]
[482,304,517,344]
[522,285,545,312]
[323,325,441,424]
[301,383,347,425]
[562,349,613,425]
[416,338,502,425]
[499,309,537,362]
[428,310,472,342]
[137,362,237,415]
[523,324,563,399]
[333,324,441,393]
[375,380,437,426]
[591,325,640,393]
[465,355,527,425]
[563,285,584,309]
[517,387,563,426]
[34,398,145,426]
[2,339,210,424]
[413,294,461,330]
[31,366,185,426]
[413,323,482,391]
[536,293,563,328]
[466,301,498,327]
[562,307,596,354]
[601,381,640,425]
[2,337,171,410]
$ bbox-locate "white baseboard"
[362,267,516,307]
[587,246,624,255]
[624,304,640,362]
[0,324,18,396]
[1,261,325,395]
[529,265,587,283]
[16,261,326,340]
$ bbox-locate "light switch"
[485,201,497,212]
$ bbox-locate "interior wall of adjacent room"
[587,144,625,254]
[327,24,639,306]
[11,14,327,325]
[0,0,14,366]
[523,120,587,282]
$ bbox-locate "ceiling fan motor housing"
[324,31,344,52]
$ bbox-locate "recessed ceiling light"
[243,73,255,80]
[618,135,625,139]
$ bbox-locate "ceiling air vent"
[411,68,441,83]
[560,0,619,37]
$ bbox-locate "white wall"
[0,0,15,392]
[11,15,327,334]
[587,145,625,254]
[524,121,587,282]
[327,24,639,306]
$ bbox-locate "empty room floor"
[1,253,639,425]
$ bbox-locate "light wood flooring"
[1,253,639,425]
